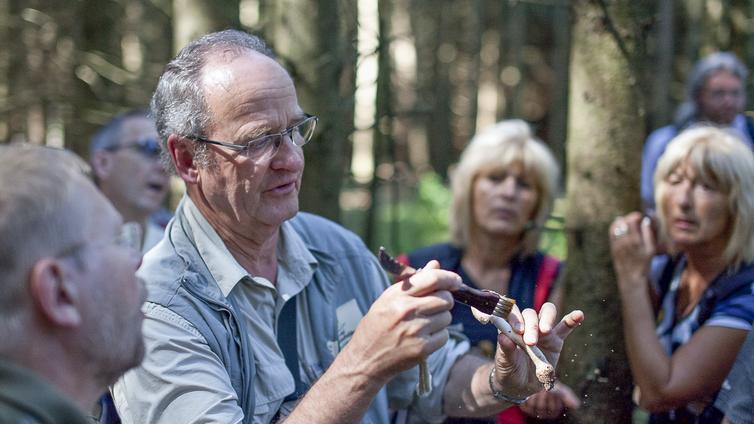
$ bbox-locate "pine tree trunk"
[172,0,239,53]
[547,2,571,174]
[560,1,653,422]
[267,0,357,222]
[650,0,674,129]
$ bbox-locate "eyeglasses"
[56,221,143,259]
[705,89,745,102]
[187,114,318,160]
[106,137,162,159]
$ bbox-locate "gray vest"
[142,206,390,422]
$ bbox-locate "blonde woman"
[610,126,754,423]
[403,120,579,423]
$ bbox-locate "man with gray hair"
[0,144,146,423]
[90,109,171,253]
[113,29,584,423]
[641,51,753,210]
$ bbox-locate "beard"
[79,298,146,386]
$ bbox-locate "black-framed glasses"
[106,137,162,159]
[187,114,318,160]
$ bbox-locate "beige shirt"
[114,197,319,424]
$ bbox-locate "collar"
[276,219,317,300]
[182,196,250,297]
[181,195,317,298]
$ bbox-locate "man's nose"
[270,135,304,169]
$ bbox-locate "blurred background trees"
[5,0,753,247]
[2,0,754,421]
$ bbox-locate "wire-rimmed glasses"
[187,114,318,161]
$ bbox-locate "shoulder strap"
[698,263,754,324]
[654,255,679,300]
[533,255,560,311]
[277,296,305,402]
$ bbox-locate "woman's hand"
[519,381,581,419]
[609,212,656,290]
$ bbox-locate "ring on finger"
[612,225,629,238]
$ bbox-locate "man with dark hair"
[113,29,584,424]
[90,110,171,252]
[0,144,146,423]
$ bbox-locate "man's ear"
[29,258,82,328]
[90,150,113,182]
[168,134,199,184]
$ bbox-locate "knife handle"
[394,270,505,316]
[452,286,503,316]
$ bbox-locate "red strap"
[497,405,526,423]
[533,255,560,311]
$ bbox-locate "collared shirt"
[0,359,92,424]
[114,197,320,424]
[715,329,754,424]
[655,261,754,355]
[114,196,467,424]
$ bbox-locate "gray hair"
[674,52,748,128]
[89,108,150,158]
[655,126,754,270]
[151,29,275,172]
[0,144,94,350]
[450,120,560,256]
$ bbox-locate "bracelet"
[488,366,530,405]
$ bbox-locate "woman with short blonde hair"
[611,126,754,423]
[404,120,578,423]
[654,126,754,269]
[450,119,559,256]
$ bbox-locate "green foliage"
[373,172,452,254]
[540,214,567,260]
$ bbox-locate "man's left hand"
[492,302,584,399]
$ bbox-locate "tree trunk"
[650,0,674,130]
[682,0,704,65]
[267,0,357,222]
[547,1,571,177]
[500,0,526,120]
[411,0,453,180]
[172,0,240,53]
[0,0,8,142]
[560,1,653,422]
[365,0,392,249]
[453,0,481,148]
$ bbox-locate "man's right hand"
[285,260,461,423]
[341,260,462,385]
